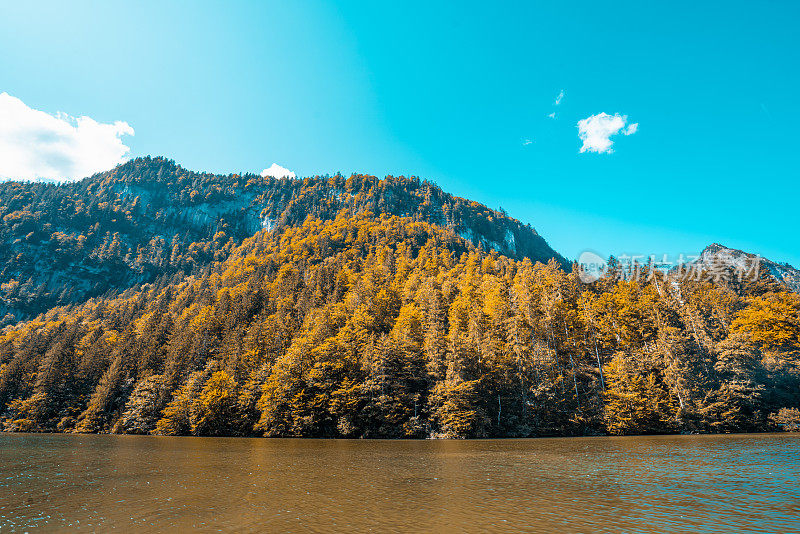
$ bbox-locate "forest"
[1,209,798,438]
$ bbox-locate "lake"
[1,433,798,532]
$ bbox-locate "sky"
[1,1,798,266]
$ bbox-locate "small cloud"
[260,163,296,179]
[522,138,533,146]
[554,89,565,106]
[577,112,638,154]
[623,123,638,135]
[547,112,557,119]
[0,92,134,181]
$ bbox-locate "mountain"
[0,157,565,325]
[0,158,798,439]
[693,243,800,294]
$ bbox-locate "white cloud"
[260,163,296,179]
[577,112,638,154]
[554,89,565,106]
[547,112,557,119]
[0,92,134,181]
[522,138,533,146]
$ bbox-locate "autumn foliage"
[1,212,798,437]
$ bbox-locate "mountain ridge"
[0,156,566,324]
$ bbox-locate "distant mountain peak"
[696,243,800,293]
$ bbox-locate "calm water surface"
[1,433,798,533]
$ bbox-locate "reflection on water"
[1,433,799,532]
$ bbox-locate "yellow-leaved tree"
[190,370,237,436]
[603,355,677,435]
[731,292,800,352]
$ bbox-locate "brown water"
[1,433,798,533]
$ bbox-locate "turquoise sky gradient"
[1,1,798,265]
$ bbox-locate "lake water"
[1,433,798,533]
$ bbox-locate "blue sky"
[1,1,798,266]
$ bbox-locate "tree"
[431,378,488,438]
[603,355,676,435]
[190,370,238,435]
[697,333,766,432]
[114,374,166,434]
[770,407,800,431]
[154,362,216,435]
[732,292,800,352]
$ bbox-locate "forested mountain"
[0,157,564,325]
[1,208,798,437]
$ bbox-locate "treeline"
[1,212,798,437]
[0,157,563,324]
